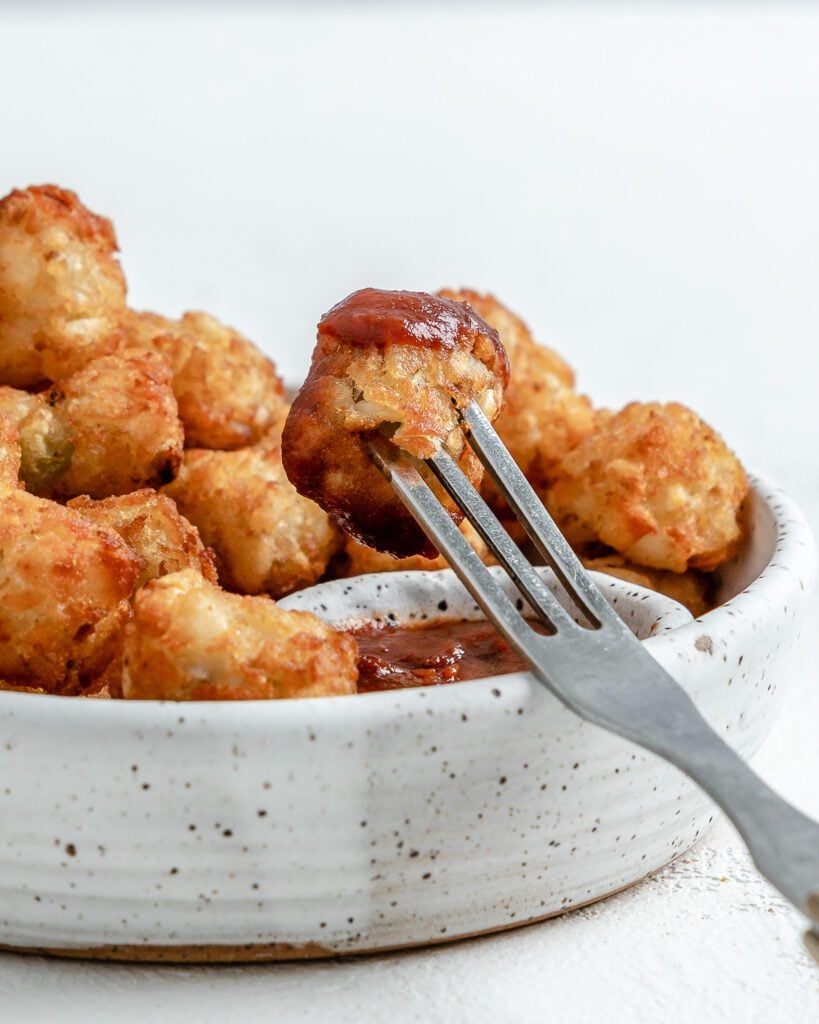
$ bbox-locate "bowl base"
[0,872,654,964]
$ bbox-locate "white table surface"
[1,4,818,1021]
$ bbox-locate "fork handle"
[552,646,819,958]
[669,718,817,905]
[662,713,819,961]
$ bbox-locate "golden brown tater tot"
[163,445,342,598]
[548,402,748,572]
[0,185,125,387]
[69,489,217,589]
[121,569,358,700]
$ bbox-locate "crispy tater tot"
[439,289,595,493]
[547,402,748,572]
[256,400,291,452]
[62,598,134,697]
[69,489,217,589]
[282,288,509,558]
[340,520,491,577]
[0,489,139,690]
[0,385,73,493]
[440,288,574,384]
[0,413,23,492]
[46,350,184,499]
[0,185,125,387]
[0,352,183,498]
[583,554,711,618]
[163,445,342,598]
[121,569,358,700]
[120,309,287,449]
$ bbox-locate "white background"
[1,3,818,1021]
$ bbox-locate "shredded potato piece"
[122,569,358,700]
[0,185,125,386]
[548,402,748,572]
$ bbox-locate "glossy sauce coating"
[319,288,509,378]
[351,619,539,692]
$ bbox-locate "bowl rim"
[0,470,813,721]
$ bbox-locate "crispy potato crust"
[69,489,217,589]
[0,385,73,493]
[0,413,23,491]
[282,288,509,558]
[121,569,358,700]
[547,402,749,572]
[256,401,291,452]
[0,352,183,498]
[60,598,134,697]
[163,445,342,598]
[339,519,491,576]
[583,554,711,618]
[120,310,286,449]
[0,185,125,387]
[440,288,574,385]
[440,290,595,493]
[0,490,139,690]
[46,350,184,499]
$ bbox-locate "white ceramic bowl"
[0,474,813,961]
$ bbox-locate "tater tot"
[0,413,23,492]
[256,400,291,452]
[46,349,184,499]
[440,288,574,384]
[0,385,73,493]
[547,402,748,572]
[583,554,711,618]
[121,569,358,700]
[283,288,509,558]
[69,489,217,589]
[120,309,287,449]
[0,352,183,498]
[163,445,342,598]
[340,520,491,577]
[439,289,595,493]
[0,185,125,387]
[0,489,139,690]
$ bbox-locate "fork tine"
[427,448,580,634]
[461,401,618,629]
[367,437,546,657]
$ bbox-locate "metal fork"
[368,401,819,962]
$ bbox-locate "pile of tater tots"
[0,185,748,701]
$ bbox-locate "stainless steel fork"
[368,401,819,962]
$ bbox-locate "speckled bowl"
[0,474,813,962]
